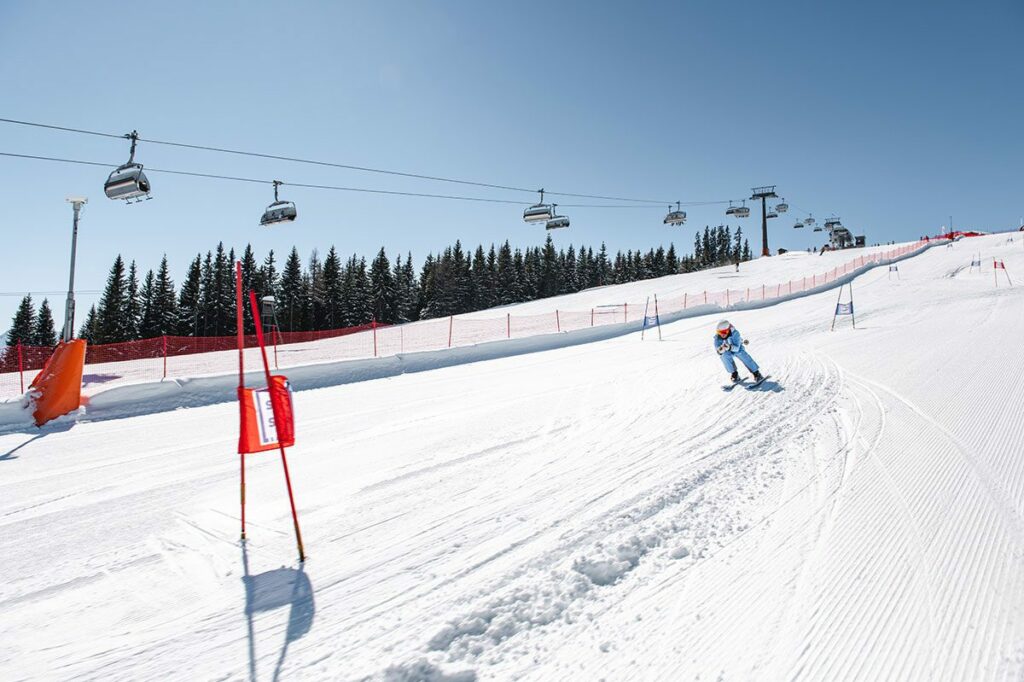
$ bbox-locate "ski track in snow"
[1,234,1023,680]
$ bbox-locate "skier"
[714,320,764,385]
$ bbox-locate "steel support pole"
[761,196,769,257]
[63,200,85,342]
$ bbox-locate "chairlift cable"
[0,117,686,205]
[0,151,666,208]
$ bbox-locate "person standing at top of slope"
[714,320,764,385]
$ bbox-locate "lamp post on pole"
[63,196,87,343]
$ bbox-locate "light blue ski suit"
[713,327,760,374]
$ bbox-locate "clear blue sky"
[2,0,1022,330]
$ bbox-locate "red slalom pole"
[250,290,306,564]
[235,263,246,541]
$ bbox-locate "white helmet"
[716,319,731,333]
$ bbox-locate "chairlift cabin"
[775,201,789,213]
[824,218,841,230]
[663,202,686,226]
[545,204,569,230]
[766,212,779,220]
[260,181,297,226]
[804,216,816,226]
[793,220,804,229]
[734,204,751,218]
[813,226,823,232]
[104,130,151,202]
[523,189,554,223]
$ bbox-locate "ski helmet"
[716,319,731,333]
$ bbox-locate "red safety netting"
[0,241,929,400]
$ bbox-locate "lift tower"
[750,185,778,257]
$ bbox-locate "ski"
[721,378,747,391]
[746,374,771,390]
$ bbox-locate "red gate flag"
[238,376,295,454]
[996,260,1006,269]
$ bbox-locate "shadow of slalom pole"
[241,541,315,681]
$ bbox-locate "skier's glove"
[717,342,731,354]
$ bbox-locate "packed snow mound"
[0,232,1022,680]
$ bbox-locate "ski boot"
[752,371,764,383]
[730,371,741,384]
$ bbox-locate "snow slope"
[0,240,924,403]
[0,233,1022,680]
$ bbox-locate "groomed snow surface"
[1,233,1023,680]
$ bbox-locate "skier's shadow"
[241,542,315,681]
[748,379,784,393]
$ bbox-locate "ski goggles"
[717,328,731,336]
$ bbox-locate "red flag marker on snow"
[994,259,1013,287]
[236,261,306,562]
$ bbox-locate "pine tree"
[124,261,141,340]
[177,254,202,336]
[485,244,498,309]
[240,244,260,333]
[539,234,559,298]
[95,255,129,344]
[348,256,372,324]
[78,305,98,343]
[417,254,437,319]
[369,247,397,323]
[450,241,471,314]
[211,243,232,336]
[322,246,344,329]
[666,243,679,273]
[260,250,279,299]
[597,243,610,286]
[33,298,57,347]
[152,255,178,335]
[138,269,158,338]
[279,247,305,331]
[496,241,516,305]
[563,245,579,293]
[197,251,215,336]
[305,249,325,330]
[742,239,752,261]
[653,246,666,277]
[7,295,35,347]
[523,247,540,299]
[401,252,419,322]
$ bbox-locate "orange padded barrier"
[30,339,87,426]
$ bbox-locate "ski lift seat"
[524,204,554,222]
[735,207,751,218]
[664,210,687,225]
[104,164,151,201]
[261,201,297,226]
[545,216,570,230]
[776,203,788,213]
